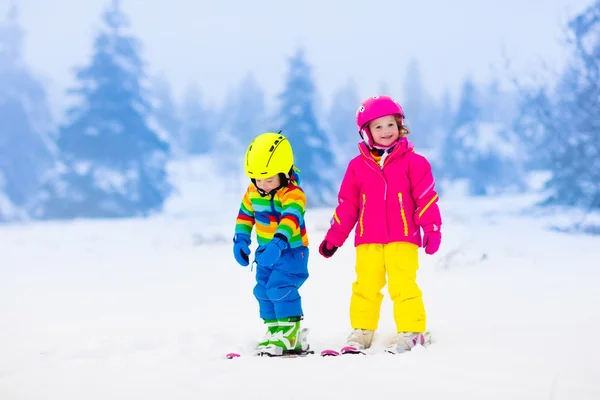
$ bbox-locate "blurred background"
[0,0,598,230]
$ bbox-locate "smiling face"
[255,174,281,193]
[368,115,400,147]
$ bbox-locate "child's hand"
[422,229,441,255]
[255,236,288,267]
[233,234,251,266]
[319,239,338,258]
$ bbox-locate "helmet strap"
[251,170,291,197]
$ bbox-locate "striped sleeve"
[274,187,306,242]
[234,187,255,236]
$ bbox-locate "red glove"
[422,224,441,255]
[319,239,338,258]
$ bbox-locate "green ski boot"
[259,317,310,356]
[255,319,279,352]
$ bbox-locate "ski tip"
[340,346,365,355]
[320,349,340,357]
[225,352,241,359]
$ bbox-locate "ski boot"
[341,328,375,354]
[385,331,432,354]
[255,319,279,352]
[257,316,311,357]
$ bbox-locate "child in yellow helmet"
[233,132,311,357]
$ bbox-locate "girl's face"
[368,115,400,147]
[255,174,281,193]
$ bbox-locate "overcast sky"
[0,0,592,118]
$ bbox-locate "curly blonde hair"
[395,116,410,137]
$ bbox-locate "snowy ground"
[1,157,600,399]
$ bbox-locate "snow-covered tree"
[275,48,336,206]
[33,0,171,219]
[327,79,360,171]
[152,72,183,157]
[402,59,438,149]
[442,77,525,195]
[215,73,267,192]
[0,4,54,221]
[179,83,216,154]
[517,1,600,209]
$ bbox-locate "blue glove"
[255,236,288,267]
[233,234,251,267]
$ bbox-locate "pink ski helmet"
[356,95,405,148]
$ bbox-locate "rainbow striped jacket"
[234,179,309,248]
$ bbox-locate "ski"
[225,349,315,359]
[320,346,366,356]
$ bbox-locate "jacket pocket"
[398,193,409,237]
[359,193,366,237]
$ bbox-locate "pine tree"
[229,73,266,145]
[442,77,525,195]
[152,72,183,157]
[0,3,53,220]
[33,0,171,219]
[276,48,336,206]
[215,73,267,192]
[517,1,600,209]
[327,79,360,170]
[179,83,215,154]
[442,77,480,181]
[403,59,436,149]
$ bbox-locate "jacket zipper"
[365,160,387,200]
[270,194,280,223]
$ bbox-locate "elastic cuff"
[273,233,289,244]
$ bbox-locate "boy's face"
[255,174,281,193]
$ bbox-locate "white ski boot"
[345,328,375,351]
[385,331,432,354]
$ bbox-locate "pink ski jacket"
[325,138,442,248]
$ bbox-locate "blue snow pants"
[253,246,309,320]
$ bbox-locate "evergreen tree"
[276,48,336,206]
[327,79,360,170]
[402,59,436,148]
[442,77,525,195]
[517,1,600,209]
[545,3,600,208]
[152,72,182,156]
[442,77,481,180]
[215,73,266,192]
[226,73,266,145]
[179,83,215,154]
[0,3,53,220]
[33,0,171,219]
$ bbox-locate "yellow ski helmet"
[244,132,294,179]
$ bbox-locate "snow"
[1,157,600,399]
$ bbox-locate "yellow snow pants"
[350,242,426,333]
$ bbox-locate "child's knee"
[266,286,298,302]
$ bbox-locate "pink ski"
[320,346,366,356]
[340,346,365,355]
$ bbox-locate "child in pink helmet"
[319,95,442,354]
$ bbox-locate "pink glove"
[422,225,441,255]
